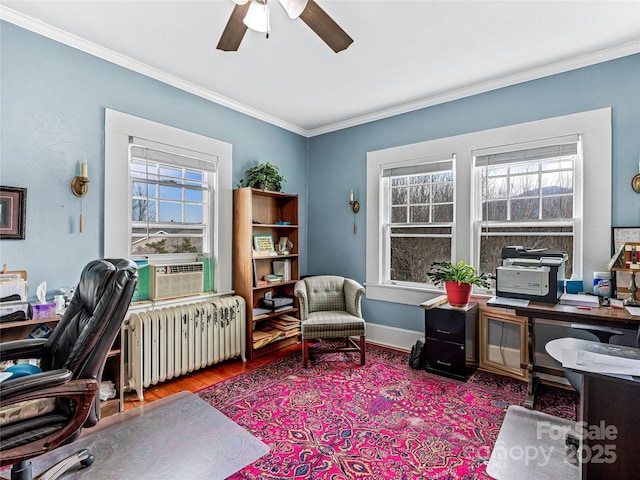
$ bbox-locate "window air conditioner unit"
[148,263,204,300]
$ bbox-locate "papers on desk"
[561,348,640,377]
[487,296,530,308]
[626,306,640,316]
[559,293,599,307]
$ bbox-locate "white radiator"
[125,296,246,401]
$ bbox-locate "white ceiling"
[2,1,640,136]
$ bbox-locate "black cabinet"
[424,303,478,380]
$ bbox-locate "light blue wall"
[307,54,640,333]
[0,22,308,298]
[2,21,639,332]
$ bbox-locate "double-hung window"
[105,109,234,294]
[366,108,610,306]
[382,158,455,286]
[473,137,580,280]
[129,139,216,258]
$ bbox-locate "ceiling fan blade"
[216,2,251,52]
[299,0,353,53]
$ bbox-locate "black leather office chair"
[0,259,137,480]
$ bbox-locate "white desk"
[546,337,640,377]
[545,338,640,479]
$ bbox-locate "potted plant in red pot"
[427,261,492,307]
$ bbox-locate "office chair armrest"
[570,323,624,343]
[344,278,365,318]
[0,378,99,467]
[0,338,47,363]
[0,369,74,403]
[294,280,309,321]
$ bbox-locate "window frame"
[471,138,582,281]
[104,109,233,294]
[128,139,215,258]
[366,108,611,306]
[382,157,455,288]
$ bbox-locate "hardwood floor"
[123,343,301,410]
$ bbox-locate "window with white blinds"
[382,158,455,285]
[129,138,217,256]
[473,136,580,279]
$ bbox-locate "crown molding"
[3,7,639,139]
[0,7,307,136]
[308,39,640,137]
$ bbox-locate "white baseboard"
[366,323,422,352]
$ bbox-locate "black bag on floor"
[409,337,426,369]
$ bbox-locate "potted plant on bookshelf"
[427,261,492,307]
[238,162,285,192]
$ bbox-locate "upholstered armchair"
[0,259,137,480]
[294,275,366,368]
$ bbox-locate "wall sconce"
[632,157,640,193]
[349,189,359,234]
[349,189,360,213]
[71,162,90,197]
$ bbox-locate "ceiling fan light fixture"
[278,0,308,19]
[243,0,271,34]
[232,0,250,4]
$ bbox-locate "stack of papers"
[562,348,640,378]
[268,315,301,338]
[559,293,599,307]
[252,328,284,349]
[487,296,530,308]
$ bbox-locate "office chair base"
[8,449,94,480]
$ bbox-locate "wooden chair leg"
[359,335,366,365]
[302,338,309,368]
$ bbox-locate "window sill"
[365,283,444,306]
[365,282,494,307]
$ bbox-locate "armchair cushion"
[301,312,365,339]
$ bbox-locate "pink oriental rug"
[198,344,576,479]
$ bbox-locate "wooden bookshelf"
[233,188,301,360]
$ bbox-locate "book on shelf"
[268,317,300,331]
[264,274,283,283]
[272,259,291,281]
[252,306,271,320]
[253,250,278,258]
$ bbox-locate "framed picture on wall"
[612,227,640,253]
[0,186,27,240]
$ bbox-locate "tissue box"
[31,302,56,319]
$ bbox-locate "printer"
[496,246,568,303]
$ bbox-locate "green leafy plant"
[426,261,492,288]
[237,162,285,192]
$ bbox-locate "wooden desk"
[546,338,640,479]
[514,302,640,408]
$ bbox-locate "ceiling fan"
[217,0,353,53]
